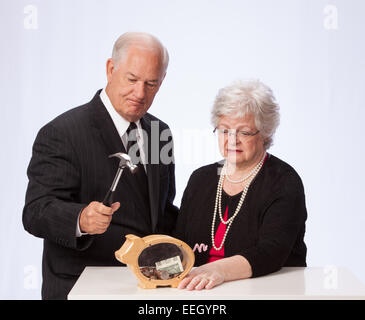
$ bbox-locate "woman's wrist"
[215,255,252,282]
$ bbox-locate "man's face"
[105,45,165,122]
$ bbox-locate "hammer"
[102,152,138,207]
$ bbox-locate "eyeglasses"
[213,128,260,139]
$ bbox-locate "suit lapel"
[89,91,160,233]
[140,116,160,233]
[89,90,127,156]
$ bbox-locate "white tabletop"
[68,266,365,300]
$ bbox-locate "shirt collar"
[99,88,141,138]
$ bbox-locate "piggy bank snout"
[115,243,131,264]
[115,236,144,265]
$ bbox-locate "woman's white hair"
[111,32,169,74]
[211,79,280,149]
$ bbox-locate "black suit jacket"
[23,90,178,299]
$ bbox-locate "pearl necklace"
[211,153,267,251]
[224,166,256,184]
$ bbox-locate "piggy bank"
[115,234,195,289]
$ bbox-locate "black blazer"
[23,90,178,299]
[174,154,307,278]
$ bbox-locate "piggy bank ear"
[125,234,144,246]
[125,234,146,247]
[125,234,141,241]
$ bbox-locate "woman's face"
[217,113,265,169]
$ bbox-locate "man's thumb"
[111,202,120,213]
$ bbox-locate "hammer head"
[109,152,138,173]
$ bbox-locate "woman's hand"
[177,255,252,290]
[177,263,225,290]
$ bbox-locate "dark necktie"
[126,122,147,178]
[126,122,140,163]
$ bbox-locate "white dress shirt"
[99,88,147,167]
[76,88,147,237]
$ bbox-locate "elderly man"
[23,32,178,300]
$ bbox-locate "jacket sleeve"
[239,172,307,277]
[22,123,93,250]
[158,159,179,235]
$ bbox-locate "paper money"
[140,266,171,280]
[155,256,183,275]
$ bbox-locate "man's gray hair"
[111,32,169,74]
[211,79,280,149]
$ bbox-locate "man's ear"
[106,58,115,83]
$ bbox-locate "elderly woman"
[174,79,307,290]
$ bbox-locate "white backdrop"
[1,0,364,299]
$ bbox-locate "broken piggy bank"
[115,234,195,289]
